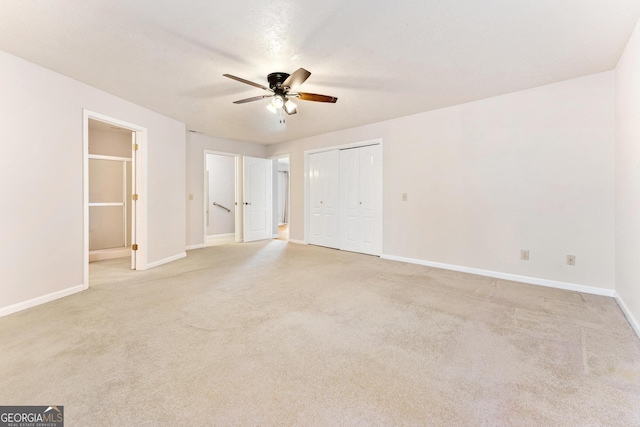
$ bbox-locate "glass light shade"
[266,104,277,114]
[271,95,285,108]
[284,99,297,114]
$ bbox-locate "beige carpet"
[1,240,639,426]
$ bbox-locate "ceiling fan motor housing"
[267,72,290,91]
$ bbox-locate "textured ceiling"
[1,0,639,145]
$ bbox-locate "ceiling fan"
[223,68,337,116]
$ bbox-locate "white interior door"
[243,156,272,242]
[309,150,340,248]
[340,144,382,255]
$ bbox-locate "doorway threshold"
[89,247,130,262]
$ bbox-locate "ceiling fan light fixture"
[271,95,285,109]
[224,68,338,115]
[284,99,297,114]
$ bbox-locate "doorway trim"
[203,149,242,245]
[303,138,383,248]
[270,153,291,241]
[83,109,148,289]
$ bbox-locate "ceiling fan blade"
[233,95,272,104]
[223,74,272,92]
[296,92,338,103]
[282,68,311,91]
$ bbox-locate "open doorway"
[87,119,133,262]
[83,110,147,289]
[274,155,290,241]
[204,152,237,246]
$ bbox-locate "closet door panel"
[308,150,340,248]
[358,145,381,255]
[339,144,382,255]
[322,150,340,248]
[340,148,361,252]
[308,152,324,245]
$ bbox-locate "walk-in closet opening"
[88,119,133,262]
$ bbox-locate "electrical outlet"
[521,250,529,261]
[566,255,576,266]
[402,193,408,202]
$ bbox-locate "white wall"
[268,72,615,291]
[89,127,132,157]
[0,50,186,314]
[615,18,640,332]
[186,132,266,248]
[206,154,235,236]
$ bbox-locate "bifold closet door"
[339,144,382,255]
[308,150,340,248]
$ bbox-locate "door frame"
[203,150,241,245]
[83,109,148,288]
[270,153,291,240]
[303,138,383,247]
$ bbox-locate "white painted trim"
[88,154,132,162]
[0,285,84,318]
[272,233,279,238]
[380,254,616,297]
[289,239,307,245]
[145,252,187,269]
[614,292,640,338]
[235,156,243,243]
[206,233,236,246]
[186,244,205,251]
[269,153,291,243]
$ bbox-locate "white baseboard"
[272,233,279,238]
[288,239,307,245]
[380,254,616,297]
[614,292,640,339]
[206,233,235,247]
[145,252,187,269]
[0,284,85,318]
[186,243,205,251]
